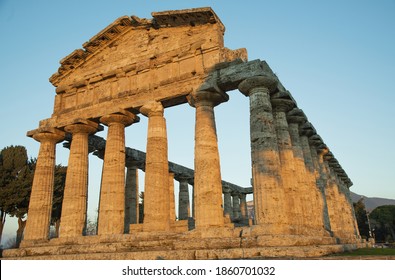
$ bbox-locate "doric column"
[125,160,139,233]
[98,110,139,235]
[188,90,228,229]
[287,109,326,235]
[309,138,332,233]
[60,119,100,237]
[231,192,241,221]
[326,156,360,241]
[223,184,232,219]
[169,172,176,222]
[239,193,248,221]
[271,96,304,229]
[299,122,316,172]
[239,76,289,233]
[178,177,190,220]
[140,101,170,232]
[23,128,65,242]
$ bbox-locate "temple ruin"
[3,7,365,260]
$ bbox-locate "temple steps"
[1,229,365,260]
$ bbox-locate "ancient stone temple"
[3,7,365,260]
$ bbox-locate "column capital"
[27,127,65,143]
[140,101,164,117]
[309,134,325,148]
[287,108,307,124]
[238,76,278,96]
[271,97,295,113]
[100,109,139,126]
[64,119,102,135]
[300,122,316,137]
[187,90,229,108]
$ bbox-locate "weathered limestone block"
[23,128,65,243]
[238,76,290,234]
[98,110,139,235]
[188,90,228,229]
[60,120,100,237]
[140,101,170,232]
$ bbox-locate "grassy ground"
[336,248,395,256]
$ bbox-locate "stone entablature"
[46,7,247,129]
[4,7,364,260]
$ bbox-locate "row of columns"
[23,75,359,244]
[23,88,230,242]
[238,76,359,240]
[223,186,249,222]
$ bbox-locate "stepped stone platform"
[2,226,364,260]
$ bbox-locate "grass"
[336,248,395,256]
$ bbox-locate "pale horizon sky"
[1,0,394,241]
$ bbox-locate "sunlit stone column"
[309,136,332,233]
[125,160,139,233]
[140,101,170,232]
[23,128,65,242]
[239,193,248,222]
[223,184,232,219]
[169,172,176,222]
[60,120,100,237]
[239,76,289,233]
[188,90,228,229]
[231,192,241,221]
[287,109,325,234]
[271,96,302,228]
[98,110,139,235]
[326,156,360,241]
[178,177,190,220]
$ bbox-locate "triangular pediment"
[50,7,227,89]
[45,7,246,128]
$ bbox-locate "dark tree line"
[0,145,66,247]
[370,205,395,243]
[354,198,395,243]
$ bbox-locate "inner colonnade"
[4,8,363,259]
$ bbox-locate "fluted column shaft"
[300,133,315,173]
[231,193,241,221]
[60,121,99,237]
[239,77,288,232]
[272,98,302,228]
[141,101,170,232]
[125,164,139,233]
[23,129,65,242]
[178,178,190,220]
[189,90,228,228]
[239,193,248,221]
[223,186,232,219]
[98,111,138,235]
[169,172,176,222]
[287,113,326,234]
[312,147,332,232]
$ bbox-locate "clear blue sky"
[1,0,394,240]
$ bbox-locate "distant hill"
[246,192,395,217]
[350,192,395,212]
